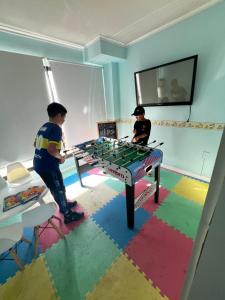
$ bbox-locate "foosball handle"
[147,140,156,145]
[151,142,164,150]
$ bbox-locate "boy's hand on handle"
[59,155,66,164]
[132,137,139,143]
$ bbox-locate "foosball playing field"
[0,157,209,300]
[75,137,163,168]
[73,137,163,229]
[77,140,154,167]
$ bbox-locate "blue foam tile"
[91,194,150,249]
[59,157,75,171]
[63,172,89,187]
[0,227,41,284]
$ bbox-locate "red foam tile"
[125,217,193,300]
[122,179,151,197]
[38,205,87,251]
[122,180,169,213]
[142,187,169,213]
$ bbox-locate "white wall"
[181,128,225,300]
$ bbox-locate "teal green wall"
[117,1,225,177]
[0,31,84,64]
[103,62,121,120]
[85,37,126,64]
[84,39,101,62]
[100,39,126,60]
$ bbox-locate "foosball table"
[70,137,163,229]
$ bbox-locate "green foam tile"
[144,168,182,191]
[104,178,125,193]
[62,167,77,178]
[153,192,203,239]
[44,219,121,300]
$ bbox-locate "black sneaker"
[60,201,77,213]
[68,201,77,209]
[64,211,84,224]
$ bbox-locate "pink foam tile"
[125,217,193,300]
[38,204,87,251]
[142,187,170,213]
[87,167,102,175]
[122,179,151,198]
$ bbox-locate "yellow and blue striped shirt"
[33,122,62,172]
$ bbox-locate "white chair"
[0,175,7,191]
[7,162,32,187]
[22,190,64,257]
[0,222,31,270]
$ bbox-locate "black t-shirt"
[133,119,151,146]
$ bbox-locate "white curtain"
[0,51,50,168]
[49,60,106,147]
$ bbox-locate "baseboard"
[162,164,210,183]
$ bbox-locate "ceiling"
[0,0,221,48]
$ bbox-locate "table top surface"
[0,173,44,223]
[79,140,156,164]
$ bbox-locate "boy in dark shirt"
[131,106,151,146]
[33,102,84,224]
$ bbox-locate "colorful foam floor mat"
[0,158,209,300]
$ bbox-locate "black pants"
[36,169,69,215]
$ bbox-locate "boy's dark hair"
[47,102,67,118]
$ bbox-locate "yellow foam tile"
[86,254,169,300]
[76,182,118,215]
[0,256,58,300]
[172,177,209,205]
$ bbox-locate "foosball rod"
[101,136,129,157]
[120,142,164,167]
[117,135,129,142]
[98,135,129,159]
[151,142,164,149]
[107,137,149,155]
[112,146,142,163]
[89,142,111,155]
[134,139,156,148]
[108,139,139,157]
[120,148,150,166]
[108,140,151,162]
[111,135,129,152]
[103,144,132,161]
[63,147,84,157]
[107,141,143,161]
[120,151,152,168]
[85,139,114,156]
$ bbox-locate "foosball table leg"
[154,166,160,203]
[125,184,135,229]
[74,156,84,187]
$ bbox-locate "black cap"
[131,106,145,116]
